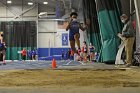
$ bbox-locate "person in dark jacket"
[32,50,36,60]
[27,50,32,60]
[66,49,71,60]
[118,14,135,67]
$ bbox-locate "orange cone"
[52,58,57,69]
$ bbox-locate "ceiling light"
[43,2,48,4]
[28,2,33,5]
[7,0,12,4]
[39,12,47,16]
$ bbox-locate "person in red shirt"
[22,48,27,61]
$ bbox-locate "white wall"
[38,20,57,48]
[56,29,69,48]
[38,20,69,48]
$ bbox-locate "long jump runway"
[0,60,87,70]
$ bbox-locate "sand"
[0,69,140,88]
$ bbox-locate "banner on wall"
[62,33,68,46]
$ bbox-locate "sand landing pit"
[0,69,140,88]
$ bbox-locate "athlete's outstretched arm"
[66,19,73,31]
[79,23,88,31]
[79,19,90,31]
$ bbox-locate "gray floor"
[0,87,140,93]
[0,60,139,70]
[0,60,67,70]
[0,60,89,70]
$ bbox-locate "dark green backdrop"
[83,0,123,63]
[0,21,37,60]
[83,0,101,53]
[96,0,122,63]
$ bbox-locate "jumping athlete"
[66,12,89,60]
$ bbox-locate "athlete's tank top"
[69,21,79,34]
[84,46,87,52]
[89,46,94,52]
[0,43,4,51]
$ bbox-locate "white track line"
[78,61,86,65]
[66,61,72,65]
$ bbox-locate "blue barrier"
[38,48,70,60]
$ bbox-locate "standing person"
[32,50,36,60]
[2,42,6,65]
[27,50,32,60]
[0,40,6,65]
[70,49,74,60]
[82,41,88,62]
[66,12,89,60]
[77,47,81,55]
[66,49,71,60]
[0,33,6,65]
[35,49,38,60]
[0,40,3,65]
[0,32,3,43]
[118,14,135,67]
[22,48,27,61]
[0,33,4,65]
[61,50,64,60]
[89,43,95,62]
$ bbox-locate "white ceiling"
[0,0,82,17]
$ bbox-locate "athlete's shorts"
[69,33,80,41]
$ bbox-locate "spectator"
[82,41,88,62]
[66,49,71,60]
[2,42,6,65]
[61,50,64,60]
[32,50,36,60]
[70,49,74,60]
[118,14,135,67]
[0,40,6,65]
[89,43,95,62]
[35,49,38,60]
[22,48,27,61]
[27,50,32,60]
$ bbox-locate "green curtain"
[0,21,37,60]
[83,0,101,53]
[96,0,122,63]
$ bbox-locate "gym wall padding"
[38,48,70,60]
[38,48,69,57]
[96,0,122,63]
[0,21,37,60]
